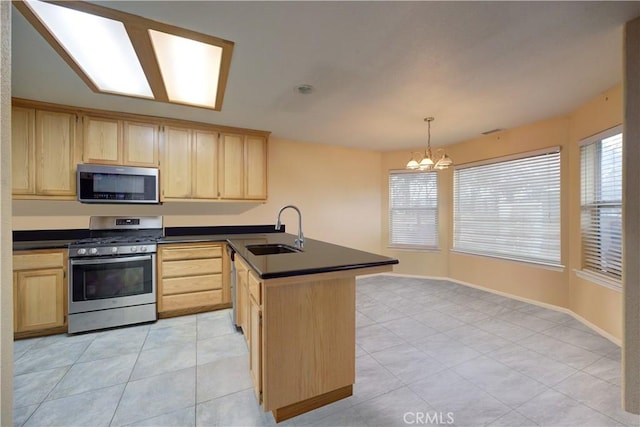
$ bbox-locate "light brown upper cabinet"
[161,126,218,200]
[12,106,79,199]
[12,98,269,202]
[245,135,268,200]
[218,133,267,200]
[218,133,244,199]
[11,106,36,195]
[124,121,160,167]
[83,115,120,165]
[82,115,159,167]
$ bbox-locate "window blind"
[389,170,438,249]
[580,127,622,285]
[453,149,561,266]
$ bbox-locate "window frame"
[388,169,439,250]
[578,125,623,291]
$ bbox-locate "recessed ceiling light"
[295,84,315,95]
[15,0,234,111]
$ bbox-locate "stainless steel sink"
[245,243,303,256]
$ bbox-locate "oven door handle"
[69,255,154,265]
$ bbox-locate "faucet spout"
[275,205,304,248]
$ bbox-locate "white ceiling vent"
[482,128,505,135]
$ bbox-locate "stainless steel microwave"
[77,164,159,204]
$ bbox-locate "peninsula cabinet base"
[258,275,359,423]
[272,385,353,423]
[232,248,395,423]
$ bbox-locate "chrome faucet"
[275,205,304,248]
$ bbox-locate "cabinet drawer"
[161,245,222,261]
[162,290,222,311]
[14,252,64,271]
[248,271,262,305]
[162,258,222,278]
[162,274,222,295]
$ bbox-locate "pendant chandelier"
[406,117,453,171]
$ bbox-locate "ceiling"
[11,1,640,152]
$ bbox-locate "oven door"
[69,254,156,314]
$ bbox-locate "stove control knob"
[131,246,138,253]
[111,247,118,254]
[89,248,98,255]
[140,246,147,252]
[77,248,87,255]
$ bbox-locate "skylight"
[149,30,222,108]
[15,0,234,111]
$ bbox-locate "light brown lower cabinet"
[13,249,68,339]
[245,273,262,403]
[158,242,231,317]
[235,255,250,337]
[234,255,391,422]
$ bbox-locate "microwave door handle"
[70,255,153,265]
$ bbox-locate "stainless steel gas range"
[67,216,162,333]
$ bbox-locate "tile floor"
[12,275,640,427]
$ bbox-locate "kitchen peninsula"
[165,231,398,422]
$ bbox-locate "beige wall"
[382,85,624,340]
[12,137,383,253]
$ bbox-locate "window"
[389,170,438,249]
[453,148,561,266]
[580,126,623,287]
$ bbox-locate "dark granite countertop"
[158,233,271,244]
[227,233,398,279]
[13,228,89,251]
[12,225,399,280]
[13,240,78,251]
[12,225,278,251]
[158,224,286,247]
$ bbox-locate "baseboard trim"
[372,273,621,347]
[271,385,353,423]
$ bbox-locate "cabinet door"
[35,110,77,196]
[249,297,262,403]
[14,268,65,332]
[222,245,231,304]
[13,273,18,333]
[162,126,192,199]
[11,106,36,195]
[245,135,267,200]
[83,115,121,164]
[124,121,159,167]
[218,133,245,199]
[193,130,218,199]
[236,272,246,333]
[235,261,247,330]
